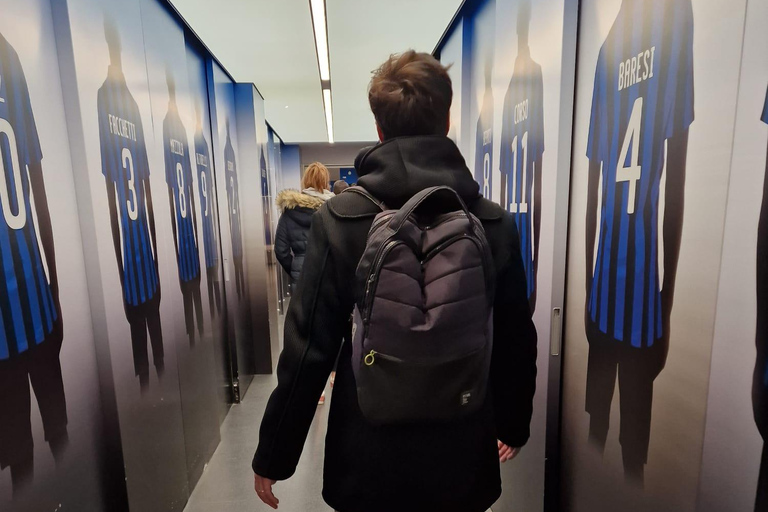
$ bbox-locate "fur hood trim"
[276,189,327,212]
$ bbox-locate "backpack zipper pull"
[364,350,376,366]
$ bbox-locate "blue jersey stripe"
[16,230,44,343]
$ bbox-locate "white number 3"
[617,97,643,215]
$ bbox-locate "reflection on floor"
[183,374,333,512]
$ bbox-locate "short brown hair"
[302,162,330,191]
[368,50,452,139]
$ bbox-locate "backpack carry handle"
[389,186,477,233]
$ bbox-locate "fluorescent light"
[323,88,334,143]
[310,0,330,81]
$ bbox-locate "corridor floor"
[183,373,333,512]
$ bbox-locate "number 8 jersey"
[586,0,694,348]
[98,66,159,307]
[163,107,200,283]
[0,34,58,360]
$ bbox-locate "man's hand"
[254,474,279,509]
[498,440,521,463]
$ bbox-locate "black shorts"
[0,317,67,469]
[125,292,164,376]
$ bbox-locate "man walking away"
[252,50,537,512]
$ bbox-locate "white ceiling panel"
[327,0,463,141]
[169,0,463,143]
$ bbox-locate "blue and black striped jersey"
[586,0,695,348]
[98,66,159,307]
[474,87,493,199]
[762,86,768,125]
[500,46,545,302]
[163,106,200,282]
[194,128,218,270]
[224,133,242,259]
[0,34,58,361]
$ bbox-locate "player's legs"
[756,444,767,512]
[126,303,150,388]
[585,323,618,452]
[0,356,34,493]
[28,319,69,465]
[192,276,204,336]
[145,295,165,377]
[617,344,657,485]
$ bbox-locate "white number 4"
[617,97,643,214]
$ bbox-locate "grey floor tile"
[184,363,333,512]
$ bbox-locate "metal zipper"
[363,239,402,327]
[362,343,488,367]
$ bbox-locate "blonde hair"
[302,162,330,191]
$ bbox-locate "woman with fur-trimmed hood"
[275,162,333,288]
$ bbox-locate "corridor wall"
[438,0,768,511]
[281,145,302,192]
[438,0,576,510]
[2,0,277,509]
[0,0,120,509]
[235,83,274,375]
[560,0,749,509]
[55,0,190,508]
[697,0,768,510]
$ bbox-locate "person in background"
[275,162,334,289]
[253,50,537,512]
[274,162,334,405]
[333,180,350,195]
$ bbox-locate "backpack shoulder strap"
[346,186,386,211]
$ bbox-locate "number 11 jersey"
[98,66,159,307]
[586,0,694,348]
[500,45,545,303]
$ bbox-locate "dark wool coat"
[254,136,537,512]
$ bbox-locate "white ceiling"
[169,0,463,143]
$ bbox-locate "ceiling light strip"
[310,0,330,81]
[323,88,334,144]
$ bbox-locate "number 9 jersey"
[98,65,159,307]
[586,0,695,348]
[0,34,58,361]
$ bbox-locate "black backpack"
[349,186,495,425]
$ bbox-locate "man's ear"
[376,123,385,142]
